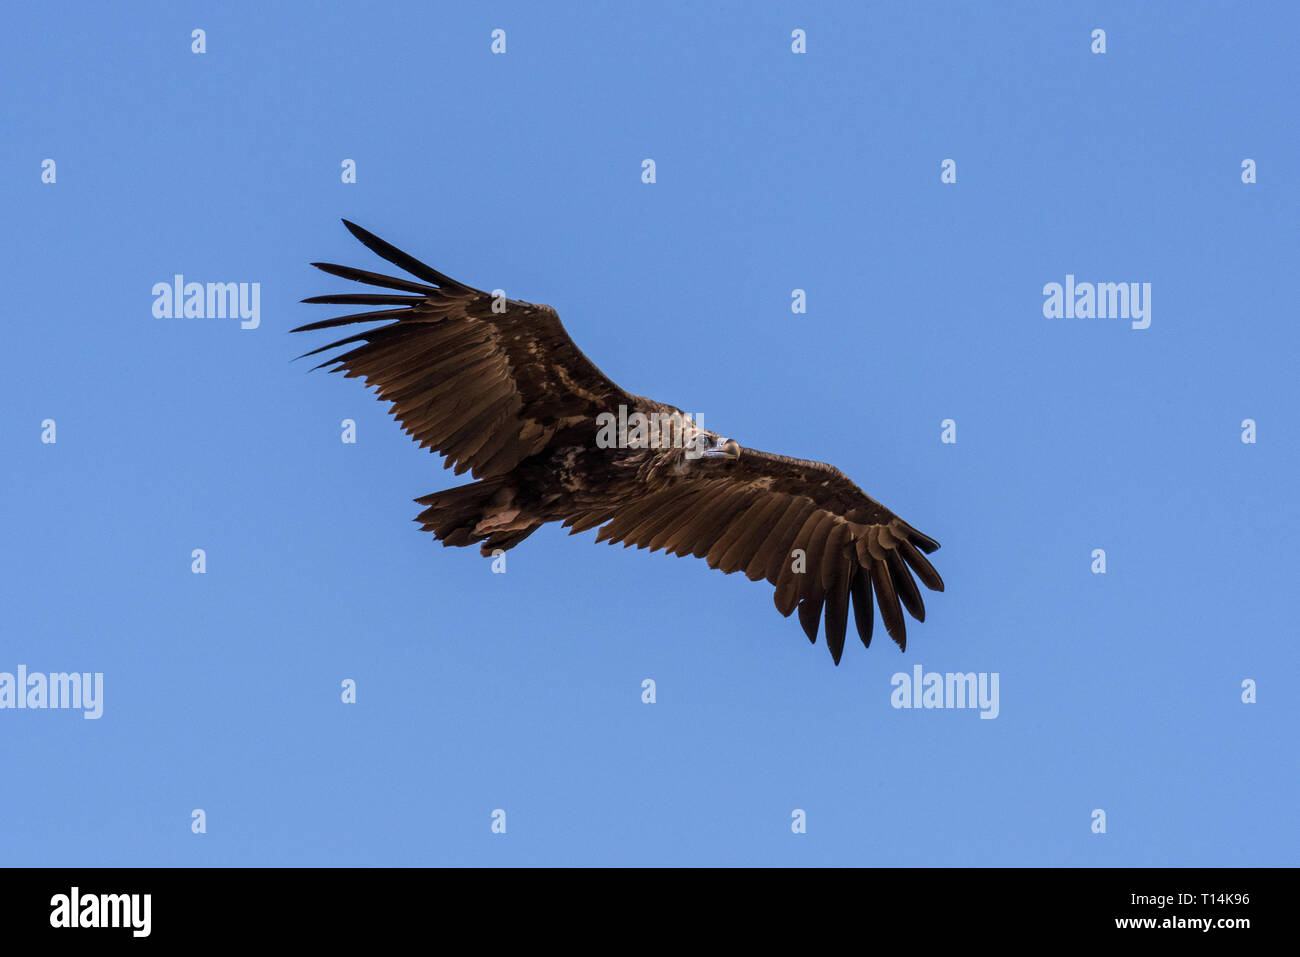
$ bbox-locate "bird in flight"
[295,221,945,664]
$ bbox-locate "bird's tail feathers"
[414,480,540,555]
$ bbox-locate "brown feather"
[871,558,907,651]
[822,558,851,664]
[887,547,926,622]
[897,536,945,592]
[797,593,824,644]
[849,568,874,649]
[721,495,788,577]
[758,499,817,584]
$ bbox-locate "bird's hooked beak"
[702,437,741,460]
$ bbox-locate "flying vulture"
[295,221,945,664]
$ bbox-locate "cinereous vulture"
[295,221,944,664]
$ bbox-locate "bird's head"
[700,436,741,461]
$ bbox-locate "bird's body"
[296,221,945,664]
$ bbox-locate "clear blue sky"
[2,1,1296,866]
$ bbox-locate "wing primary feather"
[905,525,942,554]
[341,220,476,292]
[800,513,835,597]
[773,510,825,615]
[849,568,874,649]
[292,308,416,339]
[821,522,850,592]
[797,594,824,644]
[886,548,926,622]
[300,294,427,306]
[822,560,851,664]
[310,261,438,295]
[897,537,945,592]
[870,559,907,651]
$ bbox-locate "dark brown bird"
[295,221,945,664]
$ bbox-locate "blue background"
[2,1,1296,866]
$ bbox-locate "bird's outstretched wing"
[574,449,944,663]
[294,220,632,478]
